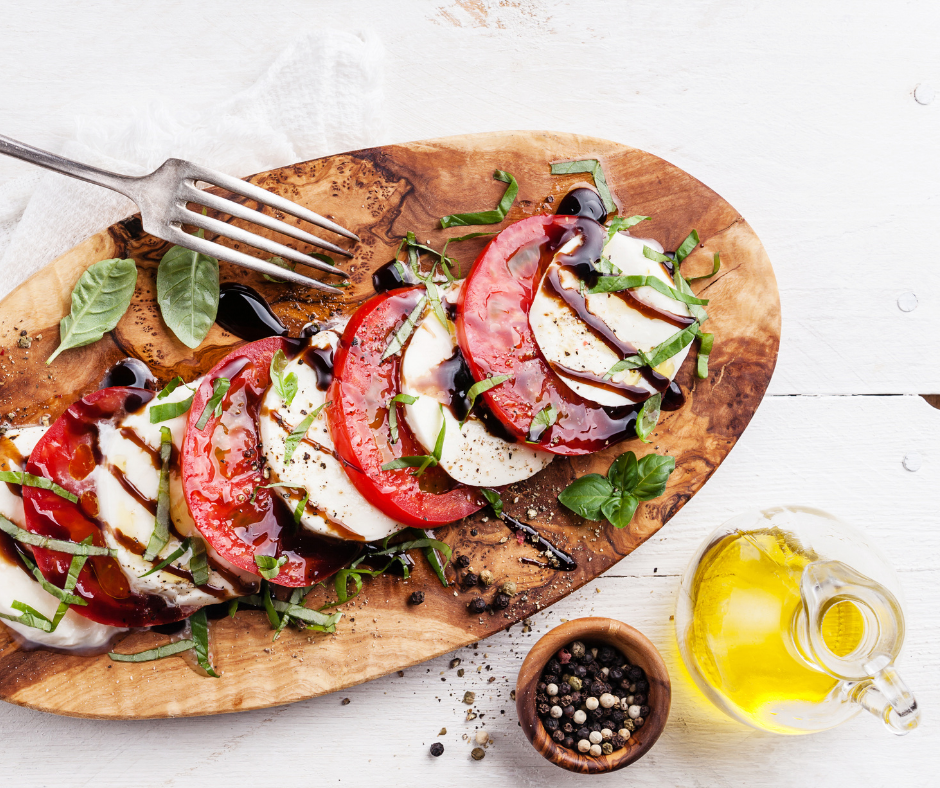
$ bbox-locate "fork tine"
[186,163,359,242]
[164,227,343,294]
[185,187,354,259]
[183,211,348,277]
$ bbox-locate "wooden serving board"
[0,131,779,719]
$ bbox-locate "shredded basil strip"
[139,538,190,578]
[255,554,287,580]
[18,549,85,607]
[381,455,435,471]
[270,349,298,408]
[0,470,78,504]
[461,375,511,427]
[52,537,93,626]
[156,376,185,399]
[0,602,55,632]
[604,322,701,379]
[382,405,445,476]
[529,403,558,442]
[605,215,651,244]
[283,403,326,464]
[481,488,504,519]
[636,393,662,444]
[688,252,721,282]
[550,159,616,215]
[587,275,709,305]
[696,330,715,379]
[388,393,418,444]
[381,295,428,361]
[149,392,195,424]
[672,268,709,324]
[195,377,230,430]
[143,426,173,561]
[0,516,115,556]
[440,232,495,279]
[189,609,219,677]
[109,639,196,663]
[260,580,281,627]
[416,527,451,588]
[440,170,519,228]
[189,537,210,586]
[675,230,700,263]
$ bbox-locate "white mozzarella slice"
[259,332,400,543]
[0,427,125,650]
[530,231,693,407]
[400,292,553,487]
[92,380,255,606]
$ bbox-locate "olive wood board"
[0,131,779,719]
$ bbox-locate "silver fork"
[0,134,356,294]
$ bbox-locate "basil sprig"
[255,554,287,580]
[0,471,78,503]
[551,159,616,215]
[636,394,662,444]
[143,426,173,561]
[283,403,327,463]
[440,170,519,228]
[156,226,219,350]
[588,274,709,306]
[529,403,558,442]
[461,375,511,428]
[236,581,343,640]
[46,258,138,365]
[270,349,298,407]
[381,405,446,476]
[195,377,230,430]
[558,450,675,529]
[387,393,418,444]
[0,515,115,556]
[604,322,700,380]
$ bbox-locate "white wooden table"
[1,1,938,785]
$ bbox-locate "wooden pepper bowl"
[516,617,671,774]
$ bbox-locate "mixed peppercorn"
[535,640,650,757]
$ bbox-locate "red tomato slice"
[456,214,640,456]
[327,287,483,528]
[23,387,196,627]
[181,337,359,587]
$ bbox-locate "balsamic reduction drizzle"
[661,380,686,411]
[302,344,335,391]
[372,259,419,293]
[502,514,577,572]
[217,283,289,342]
[98,358,157,391]
[555,187,608,224]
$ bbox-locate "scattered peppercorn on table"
[1,1,938,787]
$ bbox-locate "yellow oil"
[685,528,865,733]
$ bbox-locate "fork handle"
[0,134,137,198]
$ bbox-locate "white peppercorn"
[618,728,631,739]
[619,697,631,711]
[573,709,586,725]
[577,739,591,753]
[601,728,613,740]
[589,744,602,757]
[585,696,599,711]
[628,705,641,719]
[588,731,603,744]
[599,693,617,709]
[550,705,563,719]
[601,667,609,677]
[546,683,559,696]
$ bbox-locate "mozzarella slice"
[530,231,694,407]
[0,427,125,650]
[259,331,400,542]
[400,287,553,486]
[92,380,256,606]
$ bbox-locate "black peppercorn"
[409,591,425,605]
[552,730,565,743]
[576,726,590,741]
[544,717,559,732]
[462,572,480,588]
[430,742,444,757]
[590,681,606,697]
[538,702,551,716]
[570,691,582,705]
[600,718,614,731]
[639,705,650,717]
[563,705,575,718]
[590,721,602,732]
[492,592,510,610]
[546,658,561,674]
[609,668,623,683]
[633,693,647,706]
[637,680,649,693]
[611,709,624,724]
[558,682,572,696]
[536,693,549,706]
[562,721,574,734]
[573,665,587,679]
[611,734,626,749]
[455,554,470,569]
[544,674,559,686]
[467,597,486,614]
[628,666,644,681]
[581,652,595,665]
[563,736,575,750]
[597,646,615,664]
[558,694,572,707]
[620,679,632,691]
[537,681,547,692]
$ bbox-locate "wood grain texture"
[515,618,670,773]
[0,130,779,718]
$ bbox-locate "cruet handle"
[847,657,920,735]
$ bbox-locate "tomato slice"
[181,337,359,587]
[23,387,196,627]
[327,287,483,528]
[456,214,640,456]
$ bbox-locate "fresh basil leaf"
[696,330,714,379]
[156,236,219,349]
[0,471,78,503]
[600,494,640,529]
[607,451,638,492]
[688,252,721,282]
[189,609,219,677]
[142,426,173,561]
[381,295,427,361]
[270,349,298,407]
[195,377,230,430]
[644,322,700,368]
[461,375,511,427]
[603,355,647,380]
[255,554,287,580]
[636,394,662,444]
[557,474,614,521]
[46,258,138,365]
[481,488,504,519]
[283,403,326,463]
[550,159,616,215]
[388,393,418,444]
[416,528,451,588]
[149,392,195,424]
[595,256,620,275]
[381,455,436,471]
[227,599,239,618]
[262,255,296,283]
[139,538,190,578]
[588,274,709,305]
[109,639,195,663]
[528,403,558,442]
[605,215,651,245]
[633,454,676,501]
[189,537,210,586]
[675,230,700,263]
[440,170,519,228]
[156,376,185,399]
[0,516,115,556]
[0,602,55,632]
[293,491,309,525]
[17,550,85,607]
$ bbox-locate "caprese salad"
[0,161,718,673]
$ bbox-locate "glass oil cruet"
[675,506,920,735]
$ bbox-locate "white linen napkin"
[0,29,385,300]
